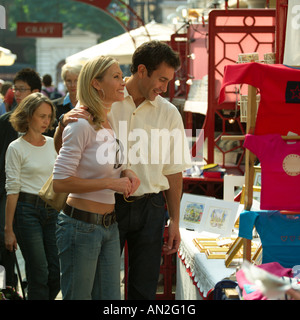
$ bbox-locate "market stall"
[176,1,300,300]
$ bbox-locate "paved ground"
[16,249,125,300]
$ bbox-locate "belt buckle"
[102,212,110,229]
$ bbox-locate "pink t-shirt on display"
[244,134,300,211]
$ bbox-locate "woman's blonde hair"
[10,92,56,133]
[77,55,117,130]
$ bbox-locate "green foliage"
[5,0,125,41]
[0,0,129,69]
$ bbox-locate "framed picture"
[199,198,240,237]
[180,193,212,230]
[205,249,227,259]
[240,185,261,205]
[254,166,262,187]
[223,175,245,201]
[193,238,219,252]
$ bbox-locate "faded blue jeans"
[14,201,60,300]
[56,212,121,300]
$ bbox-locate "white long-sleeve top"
[5,136,57,195]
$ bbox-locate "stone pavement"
[15,249,125,300]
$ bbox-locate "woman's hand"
[5,229,18,252]
[114,177,133,198]
[121,169,140,196]
[4,194,19,252]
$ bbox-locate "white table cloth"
[176,228,237,299]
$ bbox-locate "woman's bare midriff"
[66,197,115,215]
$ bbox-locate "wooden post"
[243,85,257,261]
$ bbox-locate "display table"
[175,228,237,300]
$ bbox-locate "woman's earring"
[100,88,105,100]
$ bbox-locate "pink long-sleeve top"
[53,118,123,204]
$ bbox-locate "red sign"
[74,0,111,10]
[17,22,63,38]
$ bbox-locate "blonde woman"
[4,93,60,300]
[53,56,140,300]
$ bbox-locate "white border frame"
[199,198,240,236]
[179,193,211,230]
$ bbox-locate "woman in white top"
[4,92,60,300]
[53,55,140,300]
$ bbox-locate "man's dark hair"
[130,40,180,76]
[42,74,52,87]
[13,68,42,91]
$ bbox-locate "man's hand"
[55,106,91,153]
[60,106,91,127]
[163,172,182,255]
[162,219,181,255]
[121,169,140,196]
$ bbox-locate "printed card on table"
[180,193,240,237]
[179,193,211,231]
[199,198,240,237]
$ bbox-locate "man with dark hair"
[41,74,62,100]
[56,41,191,300]
[130,40,181,76]
[13,68,42,103]
[41,74,54,98]
[0,68,41,299]
[109,40,190,299]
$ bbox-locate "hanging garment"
[239,210,300,268]
[244,134,300,211]
[219,63,300,136]
[283,0,300,66]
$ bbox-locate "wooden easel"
[220,85,257,263]
[221,85,257,261]
[242,85,257,260]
